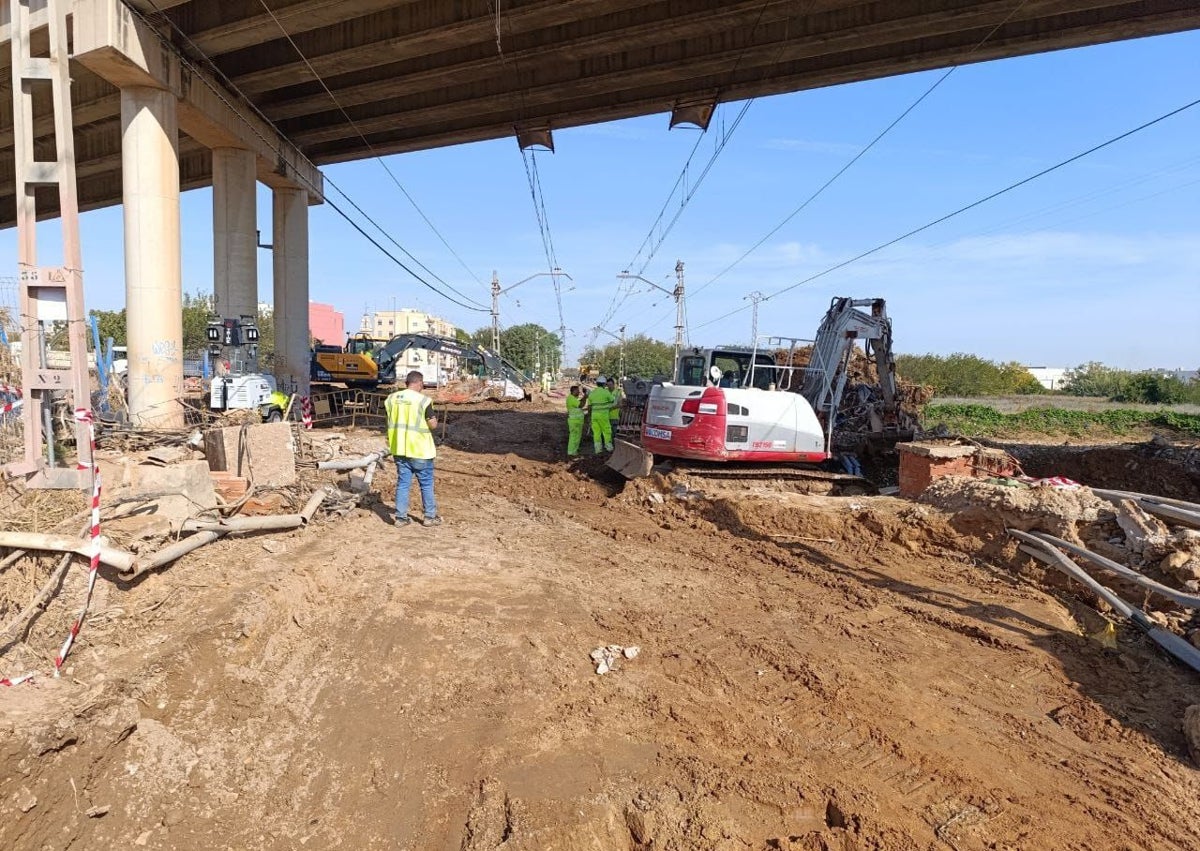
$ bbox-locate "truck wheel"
[265,408,282,423]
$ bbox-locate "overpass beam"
[272,187,310,397]
[212,146,259,334]
[121,85,184,428]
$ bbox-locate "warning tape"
[0,383,20,417]
[54,408,101,676]
[1,408,101,687]
[301,396,312,430]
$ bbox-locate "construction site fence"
[307,388,389,430]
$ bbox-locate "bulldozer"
[608,297,918,480]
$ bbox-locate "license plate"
[645,427,672,440]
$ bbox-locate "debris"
[209,470,250,502]
[261,539,286,555]
[14,786,36,813]
[1115,499,1171,556]
[204,422,298,487]
[590,644,641,675]
[86,804,111,818]
[144,446,188,466]
[1185,705,1200,766]
[134,829,153,846]
[114,460,219,525]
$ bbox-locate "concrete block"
[204,422,297,487]
[113,460,218,525]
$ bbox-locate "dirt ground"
[2,407,1200,850]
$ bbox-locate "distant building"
[1152,368,1199,383]
[371,309,459,384]
[309,302,345,346]
[1025,366,1069,391]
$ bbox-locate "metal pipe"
[299,489,326,523]
[317,452,383,471]
[1020,531,1200,609]
[1092,488,1200,514]
[0,533,135,572]
[182,514,306,533]
[362,461,378,489]
[1137,502,1200,530]
[128,530,223,578]
[1009,529,1200,674]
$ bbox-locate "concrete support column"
[212,146,258,322]
[121,85,183,428]
[272,187,310,395]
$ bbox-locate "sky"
[4,28,1198,370]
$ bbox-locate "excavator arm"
[375,333,527,389]
[799,297,912,451]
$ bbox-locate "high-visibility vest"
[587,387,614,416]
[609,388,622,422]
[566,394,584,420]
[385,388,436,459]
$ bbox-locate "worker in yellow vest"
[584,376,615,453]
[566,384,585,456]
[384,371,441,527]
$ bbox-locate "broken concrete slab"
[111,460,218,526]
[204,422,297,487]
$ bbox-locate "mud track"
[2,410,1199,850]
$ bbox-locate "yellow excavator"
[310,333,387,386]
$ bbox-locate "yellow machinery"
[310,333,387,386]
[578,362,601,382]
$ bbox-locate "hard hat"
[596,375,607,384]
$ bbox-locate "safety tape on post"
[0,383,21,417]
[53,408,102,677]
[1,408,101,687]
[301,396,313,430]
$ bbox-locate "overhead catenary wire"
[496,0,570,344]
[690,0,1035,300]
[135,0,487,313]
[689,93,1200,332]
[622,0,779,278]
[255,0,490,300]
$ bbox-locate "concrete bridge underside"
[3,0,1199,225]
[0,0,1197,430]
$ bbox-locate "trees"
[469,323,561,375]
[895,353,1043,396]
[578,334,674,380]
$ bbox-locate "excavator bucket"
[607,439,654,479]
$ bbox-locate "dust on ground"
[1,408,1199,850]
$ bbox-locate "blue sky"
[8,28,1199,369]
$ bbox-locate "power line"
[256,0,489,300]
[623,0,778,277]
[690,94,1200,331]
[691,0,1034,299]
[134,0,488,314]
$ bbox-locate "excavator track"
[665,462,877,494]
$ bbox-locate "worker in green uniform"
[566,384,584,457]
[584,376,615,453]
[609,378,623,430]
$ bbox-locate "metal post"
[490,271,501,354]
[8,0,91,486]
[619,325,626,379]
[676,255,686,357]
[745,291,765,345]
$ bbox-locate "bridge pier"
[121,86,183,428]
[272,187,310,397]
[212,146,259,346]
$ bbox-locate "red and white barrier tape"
[0,382,20,417]
[301,396,312,430]
[53,408,101,677]
[1,408,101,687]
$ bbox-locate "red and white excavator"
[608,297,917,479]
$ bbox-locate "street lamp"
[489,267,572,357]
[617,260,685,361]
[592,324,627,379]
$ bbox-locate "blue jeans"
[394,456,437,520]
